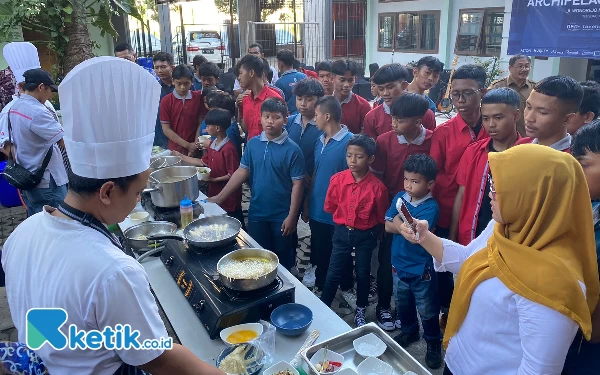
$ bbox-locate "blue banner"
[508,0,600,58]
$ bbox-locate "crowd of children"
[152,47,600,370]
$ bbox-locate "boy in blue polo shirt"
[303,96,355,300]
[209,98,305,269]
[384,153,442,369]
[275,49,307,115]
[286,78,325,177]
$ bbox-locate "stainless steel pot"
[123,221,178,251]
[147,156,182,188]
[144,166,199,207]
[216,248,279,291]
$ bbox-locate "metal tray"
[301,323,431,375]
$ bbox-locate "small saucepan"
[148,215,242,250]
[123,221,178,251]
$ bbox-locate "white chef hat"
[3,42,41,89]
[58,56,160,179]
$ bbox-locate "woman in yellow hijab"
[401,144,599,375]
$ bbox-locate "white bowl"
[356,357,392,375]
[263,361,299,375]
[336,369,358,375]
[310,348,344,374]
[219,322,263,345]
[352,333,387,357]
[128,211,149,224]
[196,167,211,181]
[403,372,418,375]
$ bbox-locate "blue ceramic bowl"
[216,343,265,375]
[270,303,313,336]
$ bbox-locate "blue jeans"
[21,176,67,217]
[393,265,442,342]
[248,220,296,270]
[321,225,378,308]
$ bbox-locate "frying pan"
[216,248,279,291]
[148,215,242,250]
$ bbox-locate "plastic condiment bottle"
[180,195,193,228]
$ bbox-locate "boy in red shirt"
[236,54,283,141]
[331,59,371,134]
[371,93,434,331]
[321,134,389,327]
[450,88,521,246]
[516,75,584,152]
[363,64,436,139]
[429,64,489,327]
[174,108,244,228]
[160,64,207,155]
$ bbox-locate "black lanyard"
[58,202,123,250]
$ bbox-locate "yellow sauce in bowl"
[226,330,259,344]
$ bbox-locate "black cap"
[23,68,58,92]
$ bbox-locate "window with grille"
[377,11,440,53]
[455,8,504,57]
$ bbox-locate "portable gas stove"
[159,232,295,339]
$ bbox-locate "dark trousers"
[376,233,393,309]
[309,219,353,291]
[321,225,377,308]
[248,220,296,270]
[393,266,442,342]
[227,209,247,231]
[435,227,454,313]
[443,365,453,375]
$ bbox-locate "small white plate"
[128,211,150,224]
[352,333,387,357]
[336,369,358,375]
[263,361,299,375]
[356,357,392,375]
[310,348,344,374]
[219,322,263,345]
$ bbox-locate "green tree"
[214,0,237,19]
[0,0,140,77]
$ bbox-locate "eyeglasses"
[450,88,483,101]
[488,174,496,200]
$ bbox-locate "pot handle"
[147,234,185,241]
[143,186,160,194]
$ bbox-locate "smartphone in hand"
[397,200,419,241]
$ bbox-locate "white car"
[185,30,226,65]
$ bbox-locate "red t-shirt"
[340,93,372,134]
[324,169,389,230]
[371,128,433,198]
[241,85,283,141]
[201,138,242,212]
[363,104,436,139]
[160,90,207,154]
[456,136,521,245]
[430,115,489,229]
[303,69,318,79]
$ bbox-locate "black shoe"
[426,340,443,369]
[393,331,419,348]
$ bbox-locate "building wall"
[368,0,591,82]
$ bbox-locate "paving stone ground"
[0,114,450,372]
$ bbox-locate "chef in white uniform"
[2,57,224,375]
[0,42,57,151]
